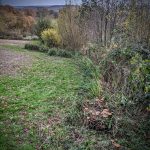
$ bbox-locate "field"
[0,43,91,150]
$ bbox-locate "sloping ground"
[0,45,85,150]
[0,45,116,150]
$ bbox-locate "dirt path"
[0,39,33,76]
[0,48,32,76]
[0,39,30,46]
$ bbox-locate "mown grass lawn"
[0,45,84,150]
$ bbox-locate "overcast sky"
[0,0,81,6]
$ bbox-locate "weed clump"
[48,48,72,58]
[47,47,57,56]
[25,44,40,51]
[24,44,49,52]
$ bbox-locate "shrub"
[41,28,61,47]
[35,19,52,39]
[47,48,58,56]
[25,44,72,58]
[101,48,148,107]
[25,44,49,52]
[48,48,72,58]
[58,6,85,50]
[99,47,149,149]
[39,46,49,52]
[57,49,72,58]
[25,44,40,51]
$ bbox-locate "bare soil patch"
[0,39,30,46]
[0,49,33,76]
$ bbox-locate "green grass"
[0,45,111,150]
[0,44,25,51]
[0,43,149,150]
[31,40,41,45]
[0,45,84,149]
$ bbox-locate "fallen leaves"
[83,98,113,131]
[111,140,121,149]
[101,109,112,118]
[83,98,112,118]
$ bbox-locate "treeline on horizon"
[0,5,58,39]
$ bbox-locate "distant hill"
[14,5,65,12]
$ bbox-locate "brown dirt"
[0,39,30,46]
[0,49,33,76]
